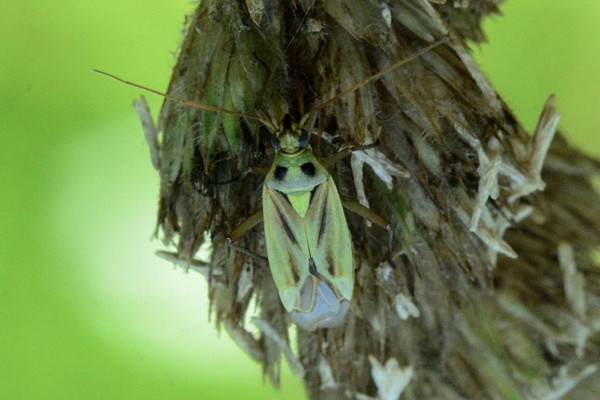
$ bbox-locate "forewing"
[305,177,354,301]
[262,186,311,311]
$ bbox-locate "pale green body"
[262,145,353,330]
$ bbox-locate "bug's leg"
[249,166,270,176]
[227,208,268,263]
[339,196,422,277]
[213,165,270,185]
[321,142,379,169]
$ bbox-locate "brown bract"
[142,1,600,398]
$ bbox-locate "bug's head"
[270,114,309,155]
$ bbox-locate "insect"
[227,114,360,331]
[95,37,447,331]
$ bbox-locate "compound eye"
[271,133,281,149]
[298,130,309,148]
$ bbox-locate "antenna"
[93,69,278,131]
[96,36,449,134]
[298,36,449,128]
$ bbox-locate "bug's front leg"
[213,165,270,185]
[320,142,379,169]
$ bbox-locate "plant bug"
[95,36,448,331]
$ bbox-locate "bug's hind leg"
[341,196,421,277]
[339,196,420,277]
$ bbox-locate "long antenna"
[96,36,448,133]
[93,69,268,124]
[299,36,449,128]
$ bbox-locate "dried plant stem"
[144,1,600,399]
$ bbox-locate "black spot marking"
[274,165,287,180]
[280,192,293,207]
[309,257,317,275]
[326,252,335,276]
[290,258,300,283]
[301,162,316,177]
[317,198,328,245]
[276,207,297,245]
[309,186,318,205]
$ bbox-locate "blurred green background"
[1,1,598,399]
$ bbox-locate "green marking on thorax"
[287,191,311,217]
